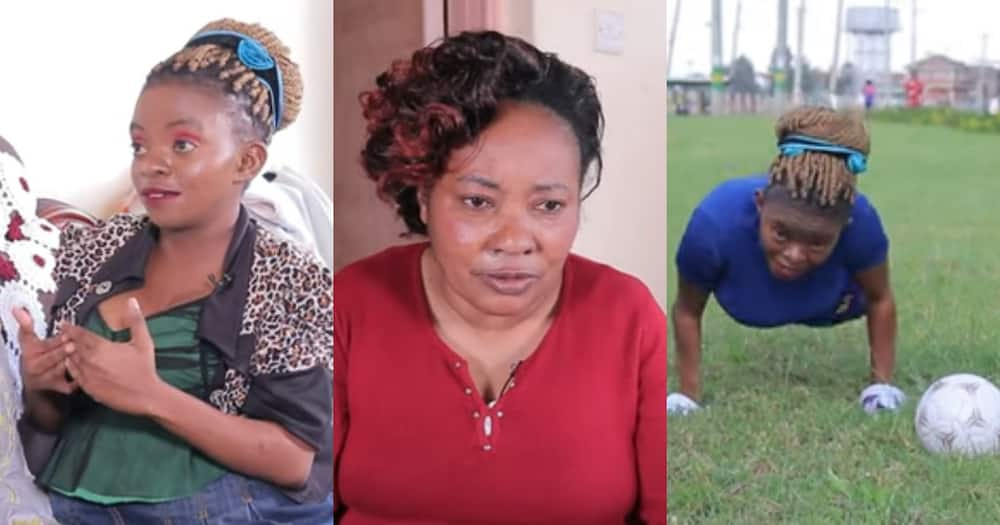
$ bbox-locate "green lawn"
[667,115,1000,524]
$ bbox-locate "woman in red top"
[334,31,666,524]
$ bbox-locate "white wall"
[0,0,332,217]
[500,0,668,310]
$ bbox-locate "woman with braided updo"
[668,106,903,417]
[14,19,333,523]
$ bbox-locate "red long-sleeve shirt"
[334,242,666,524]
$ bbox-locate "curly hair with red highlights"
[359,30,604,235]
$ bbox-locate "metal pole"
[910,0,917,66]
[828,0,844,104]
[731,1,742,64]
[773,0,789,112]
[710,0,725,115]
[978,33,988,113]
[883,0,891,106]
[793,0,806,106]
[667,0,682,78]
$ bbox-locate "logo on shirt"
[834,293,854,316]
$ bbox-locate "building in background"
[845,6,900,108]
[908,54,1000,109]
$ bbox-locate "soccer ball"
[914,373,1000,456]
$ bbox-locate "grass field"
[667,115,1000,524]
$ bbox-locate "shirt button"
[482,444,492,452]
[497,411,504,418]
[454,362,462,369]
[472,411,480,418]
[464,387,472,395]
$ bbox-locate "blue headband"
[778,134,868,174]
[185,30,284,130]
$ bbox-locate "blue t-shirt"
[675,174,889,328]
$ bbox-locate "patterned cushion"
[0,137,63,524]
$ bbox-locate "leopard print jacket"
[47,212,333,416]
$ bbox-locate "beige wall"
[501,1,668,309]
[334,0,668,310]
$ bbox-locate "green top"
[39,301,229,504]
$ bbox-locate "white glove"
[667,392,701,415]
[859,383,906,414]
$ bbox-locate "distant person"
[862,80,876,111]
[904,74,924,108]
[668,106,903,418]
[673,86,690,115]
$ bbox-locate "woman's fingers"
[39,361,77,394]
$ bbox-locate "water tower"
[844,6,900,105]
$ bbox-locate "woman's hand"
[859,383,906,414]
[62,298,164,416]
[667,392,701,415]
[14,308,76,395]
